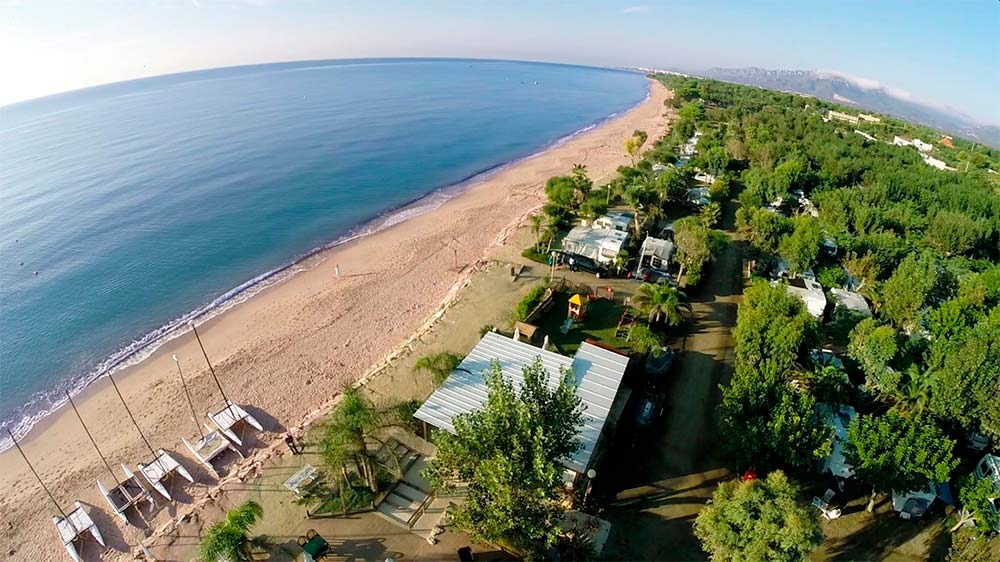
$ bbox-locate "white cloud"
[623,5,650,14]
[816,69,975,122]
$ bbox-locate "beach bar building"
[413,332,630,483]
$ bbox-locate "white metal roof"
[413,331,629,474]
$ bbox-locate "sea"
[0,58,649,448]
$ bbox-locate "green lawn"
[532,291,632,355]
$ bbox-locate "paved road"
[597,202,745,561]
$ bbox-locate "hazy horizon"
[3,1,998,125]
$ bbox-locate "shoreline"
[0,89,650,450]
[0,79,672,561]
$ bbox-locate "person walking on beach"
[334,264,341,278]
[285,432,303,455]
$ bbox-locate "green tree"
[737,207,791,255]
[320,387,407,493]
[709,176,731,202]
[720,368,829,470]
[778,217,822,275]
[926,307,1000,440]
[623,181,656,235]
[700,201,722,228]
[678,102,705,122]
[845,412,958,511]
[733,282,814,377]
[946,530,995,562]
[424,359,585,559]
[631,283,690,326]
[199,500,266,562]
[674,217,727,284]
[847,318,900,395]
[625,132,646,165]
[956,473,1000,534]
[925,210,983,257]
[877,253,940,332]
[626,323,665,355]
[693,470,823,562]
[414,351,464,387]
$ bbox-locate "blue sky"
[2,0,997,124]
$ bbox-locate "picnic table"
[283,464,319,496]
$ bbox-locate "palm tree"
[199,500,265,562]
[631,283,690,326]
[320,387,407,493]
[414,351,463,387]
[529,214,545,250]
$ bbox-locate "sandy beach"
[0,79,671,561]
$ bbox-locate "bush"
[515,286,547,322]
[817,264,848,289]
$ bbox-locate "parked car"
[564,253,605,276]
[645,348,677,379]
[633,396,662,429]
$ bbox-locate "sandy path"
[0,80,672,561]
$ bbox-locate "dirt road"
[598,201,745,561]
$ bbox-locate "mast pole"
[173,355,205,438]
[190,322,235,417]
[107,374,157,458]
[6,429,66,518]
[65,392,119,484]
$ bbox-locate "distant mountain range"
[692,67,1000,148]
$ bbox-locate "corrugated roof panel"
[414,332,628,475]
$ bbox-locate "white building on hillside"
[826,110,860,125]
[912,138,933,152]
[858,113,881,123]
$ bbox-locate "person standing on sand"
[334,264,340,278]
[284,432,302,455]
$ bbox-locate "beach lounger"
[208,400,263,446]
[97,464,154,525]
[182,424,244,477]
[137,449,194,501]
[53,501,105,562]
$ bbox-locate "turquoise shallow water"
[0,58,648,443]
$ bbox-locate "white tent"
[816,404,856,479]
[562,226,629,265]
[784,278,827,318]
[831,288,871,317]
[639,236,675,269]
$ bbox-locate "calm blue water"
[0,58,647,441]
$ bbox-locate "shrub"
[515,286,547,322]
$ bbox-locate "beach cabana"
[209,400,264,446]
[137,449,195,500]
[97,465,156,525]
[182,424,245,477]
[53,502,105,562]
